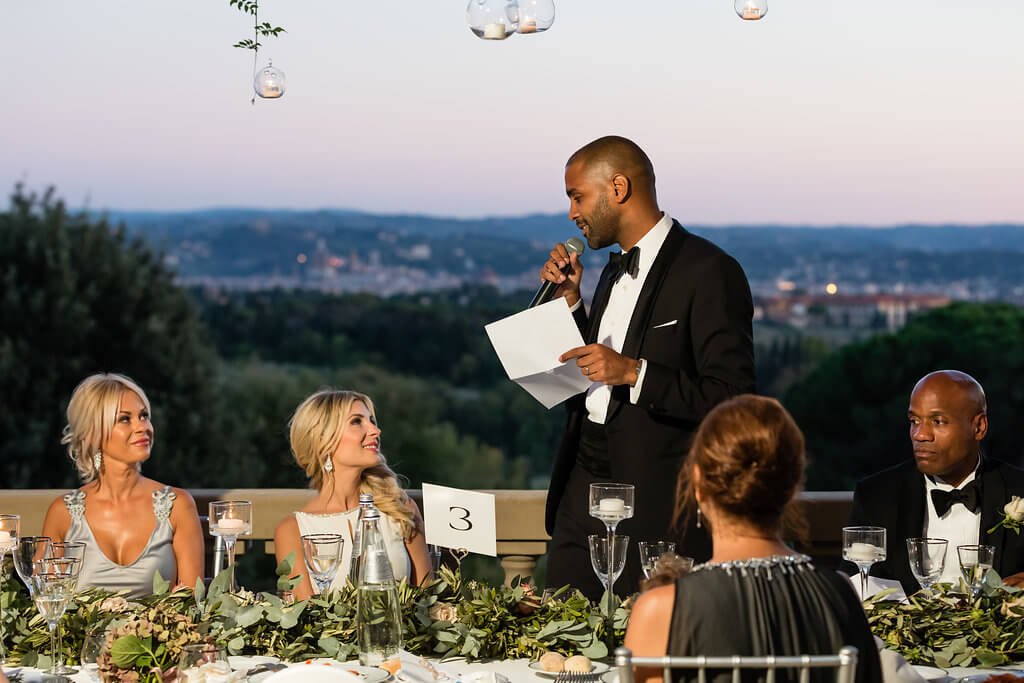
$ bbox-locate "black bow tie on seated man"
[930,481,981,516]
[608,246,640,280]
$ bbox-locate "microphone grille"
[566,237,585,256]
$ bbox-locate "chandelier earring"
[323,457,333,474]
[93,451,103,472]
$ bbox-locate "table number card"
[422,483,497,557]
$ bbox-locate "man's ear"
[974,412,989,441]
[610,173,631,203]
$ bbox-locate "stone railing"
[0,489,853,584]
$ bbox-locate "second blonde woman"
[274,389,432,600]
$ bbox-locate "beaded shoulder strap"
[62,490,86,522]
[152,486,177,522]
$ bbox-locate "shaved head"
[566,135,656,196]
[913,370,987,416]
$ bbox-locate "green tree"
[783,302,1024,490]
[0,186,222,488]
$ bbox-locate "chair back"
[614,645,858,683]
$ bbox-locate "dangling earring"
[323,458,333,474]
[93,451,103,471]
[696,504,703,529]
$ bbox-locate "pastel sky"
[3,0,1022,224]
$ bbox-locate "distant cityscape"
[113,209,1024,339]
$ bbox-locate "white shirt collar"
[924,455,981,492]
[626,212,673,276]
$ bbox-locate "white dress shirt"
[923,460,981,584]
[578,212,673,425]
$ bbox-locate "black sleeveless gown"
[666,555,882,683]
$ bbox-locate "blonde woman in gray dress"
[274,389,432,601]
[41,373,204,597]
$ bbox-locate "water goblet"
[842,526,886,599]
[906,537,947,594]
[31,571,75,675]
[638,541,677,579]
[37,555,82,674]
[588,534,629,595]
[13,536,52,594]
[178,642,230,683]
[0,513,19,664]
[589,483,634,609]
[957,544,995,600]
[209,500,252,592]
[301,533,344,594]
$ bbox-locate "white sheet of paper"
[422,483,497,557]
[841,571,907,602]
[484,298,592,408]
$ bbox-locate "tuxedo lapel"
[897,467,927,589]
[979,460,1010,574]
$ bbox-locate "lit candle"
[599,498,625,513]
[846,542,882,562]
[483,23,506,39]
[742,4,762,19]
[520,19,537,33]
[217,517,246,533]
[261,85,280,98]
[0,530,12,546]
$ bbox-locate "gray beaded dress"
[63,486,178,597]
[667,555,882,683]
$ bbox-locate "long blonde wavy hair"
[61,373,152,482]
[288,389,419,540]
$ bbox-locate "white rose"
[428,602,459,623]
[1004,496,1024,522]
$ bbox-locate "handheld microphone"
[529,237,586,308]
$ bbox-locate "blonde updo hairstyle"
[289,389,419,541]
[61,373,152,482]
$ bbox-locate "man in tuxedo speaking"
[846,370,1024,593]
[539,136,756,599]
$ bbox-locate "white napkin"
[840,571,908,602]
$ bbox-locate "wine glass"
[13,536,52,595]
[906,537,948,594]
[81,624,112,682]
[209,500,252,592]
[31,571,76,675]
[301,533,344,594]
[0,513,19,664]
[589,483,634,609]
[38,555,83,674]
[638,541,677,579]
[588,534,629,592]
[842,526,886,598]
[178,643,229,683]
[957,544,995,600]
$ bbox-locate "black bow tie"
[608,246,640,281]
[931,482,980,516]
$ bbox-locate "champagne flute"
[31,571,75,675]
[589,483,634,610]
[301,534,344,594]
[906,537,947,594]
[842,526,886,598]
[37,555,82,674]
[957,544,995,600]
[0,513,19,664]
[209,500,252,592]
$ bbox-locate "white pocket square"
[652,319,677,329]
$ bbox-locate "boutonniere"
[988,496,1024,534]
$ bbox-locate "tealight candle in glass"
[209,501,252,592]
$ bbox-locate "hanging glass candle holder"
[254,60,286,99]
[734,0,767,20]
[516,0,554,34]
[467,0,519,40]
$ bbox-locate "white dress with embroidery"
[294,508,411,592]
[63,487,179,597]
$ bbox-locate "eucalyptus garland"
[867,572,1024,668]
[0,555,629,681]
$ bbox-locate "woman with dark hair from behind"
[624,395,882,683]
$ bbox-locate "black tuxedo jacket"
[846,457,1024,594]
[544,221,756,557]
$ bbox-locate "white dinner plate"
[300,660,393,683]
[264,667,364,683]
[600,671,619,683]
[911,665,948,682]
[528,661,610,678]
[229,656,281,671]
